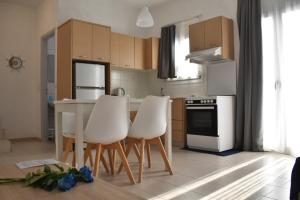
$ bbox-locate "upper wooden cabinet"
[110,32,120,67]
[145,37,159,70]
[72,20,93,60]
[134,37,145,70]
[189,22,205,52]
[92,25,111,62]
[119,34,134,69]
[189,16,234,60]
[70,20,111,62]
[205,17,222,49]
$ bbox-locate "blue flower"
[79,166,93,183]
[58,173,77,191]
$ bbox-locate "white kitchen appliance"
[73,62,106,100]
[185,96,235,152]
[207,61,236,96]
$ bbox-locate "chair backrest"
[129,96,169,139]
[84,95,130,144]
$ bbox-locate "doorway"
[41,32,55,142]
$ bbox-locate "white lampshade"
[136,6,154,28]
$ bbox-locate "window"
[262,0,300,156]
[170,22,202,81]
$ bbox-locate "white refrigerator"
[73,62,106,100]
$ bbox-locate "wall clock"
[7,56,25,70]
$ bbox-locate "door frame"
[40,29,56,142]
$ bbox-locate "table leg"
[165,101,172,164]
[75,105,84,168]
[55,110,63,161]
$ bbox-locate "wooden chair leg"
[146,143,151,168]
[115,142,136,184]
[100,150,110,174]
[62,138,73,162]
[108,149,115,175]
[72,151,76,167]
[138,139,145,183]
[133,144,140,159]
[93,144,102,177]
[84,144,93,167]
[117,142,133,173]
[89,149,94,167]
[155,137,173,175]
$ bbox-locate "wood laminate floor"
[0,140,295,200]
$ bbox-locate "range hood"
[186,47,232,64]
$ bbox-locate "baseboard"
[10,137,42,142]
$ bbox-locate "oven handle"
[186,106,215,110]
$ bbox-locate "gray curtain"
[235,0,263,151]
[157,25,176,79]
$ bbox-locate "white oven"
[186,96,235,152]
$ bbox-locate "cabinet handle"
[78,55,88,58]
[97,57,104,60]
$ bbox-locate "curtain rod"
[162,14,202,28]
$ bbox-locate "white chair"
[118,96,173,182]
[61,112,110,173]
[84,95,136,184]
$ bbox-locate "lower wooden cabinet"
[171,98,186,147]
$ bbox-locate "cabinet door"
[172,98,184,121]
[145,37,159,69]
[110,32,120,67]
[205,17,222,49]
[189,22,205,51]
[92,25,111,62]
[134,37,145,70]
[119,34,134,68]
[72,20,93,60]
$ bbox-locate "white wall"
[0,2,39,139]
[58,0,147,37]
[146,0,238,98]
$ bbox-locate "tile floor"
[0,140,295,200]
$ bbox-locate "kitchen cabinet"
[72,20,93,60]
[189,16,234,60]
[134,37,146,70]
[119,34,134,69]
[110,32,120,67]
[189,22,205,52]
[145,37,159,70]
[92,24,111,62]
[171,98,186,147]
[57,19,111,100]
[72,20,111,62]
[205,17,222,49]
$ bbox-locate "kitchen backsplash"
[111,69,150,98]
[111,68,207,98]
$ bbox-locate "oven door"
[186,105,218,137]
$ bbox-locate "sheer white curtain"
[174,21,202,80]
[262,0,300,156]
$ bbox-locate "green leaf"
[25,173,48,186]
[54,164,64,172]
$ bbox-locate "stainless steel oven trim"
[186,106,215,110]
[186,104,216,106]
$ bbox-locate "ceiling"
[1,0,44,7]
[120,0,172,7]
[1,0,172,8]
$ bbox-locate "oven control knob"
[201,100,204,103]
[203,100,207,103]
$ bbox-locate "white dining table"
[54,98,172,168]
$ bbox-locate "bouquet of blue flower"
[0,165,93,192]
